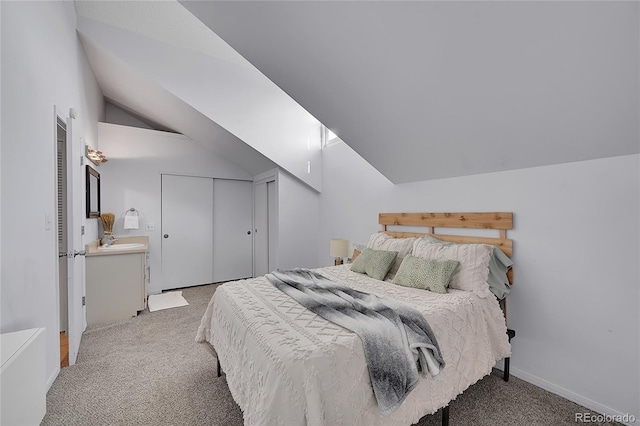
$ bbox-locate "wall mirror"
[86,165,101,218]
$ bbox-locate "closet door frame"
[160,174,254,290]
[253,170,279,277]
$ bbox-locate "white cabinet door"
[212,180,253,282]
[161,175,214,289]
[86,253,145,325]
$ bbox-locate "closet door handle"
[247,231,251,235]
[164,234,169,239]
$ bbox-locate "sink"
[98,243,145,250]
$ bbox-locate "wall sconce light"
[330,239,349,266]
[85,145,108,166]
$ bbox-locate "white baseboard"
[46,365,60,392]
[509,366,639,426]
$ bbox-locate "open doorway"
[55,106,85,367]
[56,117,70,368]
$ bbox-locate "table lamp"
[330,239,349,266]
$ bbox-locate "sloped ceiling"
[75,0,251,68]
[75,1,324,190]
[78,30,276,177]
[182,1,639,184]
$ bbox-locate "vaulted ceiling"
[76,1,322,190]
[77,1,639,185]
[78,29,276,177]
[182,1,639,183]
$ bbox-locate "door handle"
[60,250,85,258]
[247,231,251,235]
[164,234,169,239]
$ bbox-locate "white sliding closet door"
[161,175,214,289]
[212,180,253,282]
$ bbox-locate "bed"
[196,212,514,426]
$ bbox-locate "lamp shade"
[329,239,349,258]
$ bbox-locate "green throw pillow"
[392,256,460,294]
[350,248,398,281]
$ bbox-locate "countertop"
[85,236,149,257]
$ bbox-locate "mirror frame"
[86,165,101,218]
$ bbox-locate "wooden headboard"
[379,212,513,285]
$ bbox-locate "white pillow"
[367,233,416,281]
[411,239,493,297]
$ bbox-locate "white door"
[55,108,85,366]
[161,175,214,289]
[253,180,277,277]
[68,118,85,365]
[267,180,277,272]
[253,182,269,277]
[212,180,253,282]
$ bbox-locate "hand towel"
[124,214,139,230]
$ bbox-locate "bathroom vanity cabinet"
[85,237,149,325]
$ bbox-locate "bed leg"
[442,405,449,426]
[504,328,516,382]
[216,357,221,378]
[503,357,510,382]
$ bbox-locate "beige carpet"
[42,283,619,426]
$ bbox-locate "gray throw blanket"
[266,269,445,414]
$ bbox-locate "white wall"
[320,142,639,421]
[0,1,3,326]
[1,1,104,388]
[80,27,108,247]
[97,123,251,294]
[104,102,153,131]
[277,170,321,270]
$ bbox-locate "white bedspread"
[196,265,511,426]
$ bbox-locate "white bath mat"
[148,291,189,312]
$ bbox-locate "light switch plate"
[145,223,155,231]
